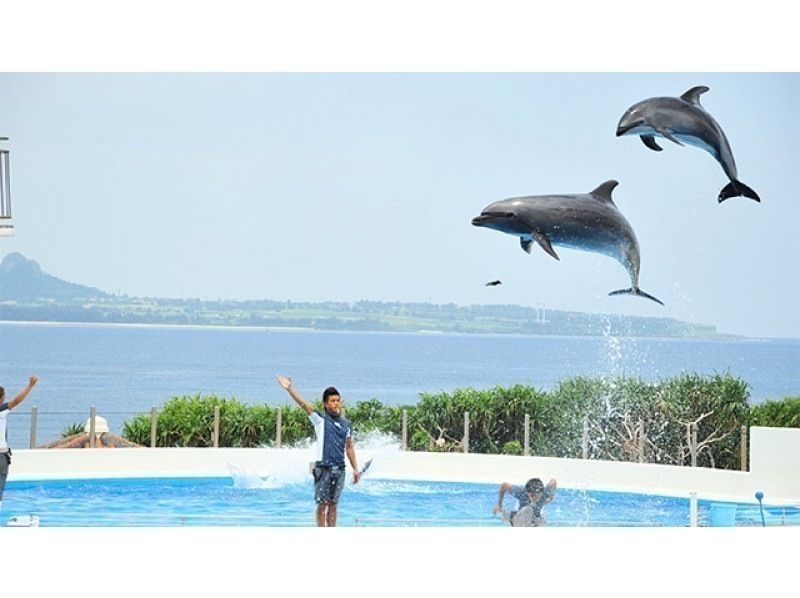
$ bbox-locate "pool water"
[3,476,793,527]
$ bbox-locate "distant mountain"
[0,252,107,301]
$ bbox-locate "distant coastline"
[0,318,752,341]
[0,251,737,339]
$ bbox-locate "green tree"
[750,397,800,428]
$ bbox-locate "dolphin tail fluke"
[609,287,664,306]
[718,180,761,203]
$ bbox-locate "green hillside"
[0,252,722,338]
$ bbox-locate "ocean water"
[0,322,798,447]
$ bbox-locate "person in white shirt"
[0,375,39,511]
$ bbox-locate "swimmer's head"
[525,478,544,495]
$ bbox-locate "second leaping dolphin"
[616,85,760,203]
[471,180,663,305]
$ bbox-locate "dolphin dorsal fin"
[680,85,710,106]
[590,180,619,204]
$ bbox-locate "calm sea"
[1,322,798,447]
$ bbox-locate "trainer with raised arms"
[1,375,39,512]
[276,374,359,527]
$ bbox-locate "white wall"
[748,426,800,501]
[8,426,800,504]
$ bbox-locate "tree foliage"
[750,396,800,428]
[121,375,797,470]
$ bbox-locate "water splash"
[598,317,622,417]
[228,463,274,489]
[601,316,624,376]
[225,431,403,490]
[354,430,403,453]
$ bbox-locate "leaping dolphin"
[471,180,663,305]
[616,86,760,203]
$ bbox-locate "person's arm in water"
[7,375,38,409]
[544,478,558,504]
[493,482,513,514]
[346,436,360,484]
[276,375,314,415]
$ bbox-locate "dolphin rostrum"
[471,180,663,305]
[616,85,760,203]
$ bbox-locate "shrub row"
[121,374,799,470]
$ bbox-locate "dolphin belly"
[547,224,630,268]
[674,132,718,156]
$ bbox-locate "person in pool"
[493,477,557,527]
[1,375,39,512]
[276,374,360,527]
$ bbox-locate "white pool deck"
[8,426,800,505]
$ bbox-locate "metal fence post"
[582,416,589,459]
[401,409,408,450]
[275,407,282,448]
[740,425,748,472]
[29,406,37,449]
[463,411,469,454]
[213,406,220,448]
[89,406,97,448]
[523,413,530,456]
[150,407,158,448]
[638,419,645,463]
[690,423,698,467]
[689,492,698,527]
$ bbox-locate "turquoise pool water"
[3,476,794,527]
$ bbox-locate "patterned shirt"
[308,410,352,467]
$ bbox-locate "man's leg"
[316,503,327,527]
[325,467,345,527]
[326,503,338,527]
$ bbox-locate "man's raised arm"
[276,375,314,415]
[8,375,38,410]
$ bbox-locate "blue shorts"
[313,464,346,504]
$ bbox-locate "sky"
[1,72,798,338]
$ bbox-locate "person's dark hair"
[322,386,340,403]
[525,478,544,494]
[0,386,4,401]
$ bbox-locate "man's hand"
[492,504,502,515]
[353,470,360,484]
[29,375,39,387]
[276,375,292,390]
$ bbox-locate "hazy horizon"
[1,73,798,339]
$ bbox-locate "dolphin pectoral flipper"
[520,238,533,254]
[656,128,684,147]
[533,231,559,261]
[609,287,664,306]
[640,135,663,152]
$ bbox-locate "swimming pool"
[4,475,794,527]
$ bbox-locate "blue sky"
[1,72,798,338]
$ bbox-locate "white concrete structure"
[8,426,800,505]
